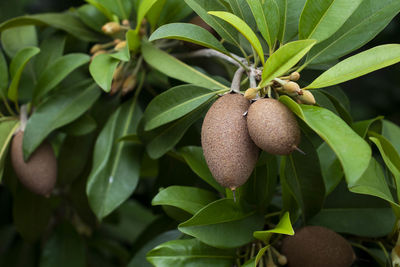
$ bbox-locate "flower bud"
[289,71,300,81]
[102,22,121,34]
[122,74,137,95]
[277,255,287,265]
[296,90,316,105]
[122,19,130,27]
[282,81,301,96]
[244,88,258,100]
[90,44,102,54]
[115,41,127,51]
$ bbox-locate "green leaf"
[0,119,19,182]
[87,99,143,220]
[306,0,400,65]
[280,96,371,184]
[89,53,120,92]
[39,223,85,267]
[247,0,279,49]
[0,49,8,96]
[178,199,264,248]
[33,34,66,78]
[110,31,132,61]
[184,0,240,46]
[97,0,133,20]
[147,0,166,31]
[208,11,264,64]
[23,81,100,160]
[152,186,218,214]
[179,146,225,193]
[34,53,90,102]
[85,0,115,21]
[0,13,102,42]
[149,23,228,53]
[353,116,383,138]
[299,0,363,42]
[77,4,108,32]
[253,212,294,243]
[136,0,160,33]
[1,25,37,58]
[307,44,400,89]
[382,120,400,154]
[142,41,228,90]
[147,238,235,267]
[260,40,316,87]
[282,0,307,43]
[126,30,141,53]
[226,0,256,30]
[144,84,218,131]
[317,142,343,195]
[8,46,40,102]
[280,134,325,220]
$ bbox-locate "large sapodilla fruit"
[281,226,355,267]
[201,94,259,190]
[11,131,57,196]
[247,98,300,155]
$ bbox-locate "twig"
[231,67,245,93]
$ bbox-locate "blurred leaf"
[208,11,264,64]
[33,34,66,78]
[85,0,115,21]
[136,0,160,32]
[152,186,218,214]
[147,0,166,31]
[179,146,225,193]
[280,96,371,185]
[87,99,143,220]
[281,0,307,43]
[8,47,40,102]
[157,0,192,26]
[147,238,235,267]
[247,0,279,50]
[144,84,217,131]
[126,30,141,53]
[299,0,363,42]
[98,0,133,20]
[260,40,316,87]
[77,4,108,32]
[317,142,343,195]
[0,49,8,96]
[353,116,383,138]
[253,212,294,243]
[34,54,90,102]
[39,223,85,267]
[149,23,228,53]
[60,114,97,136]
[1,26,37,58]
[0,119,19,182]
[23,81,100,159]
[306,44,400,89]
[306,0,400,65]
[0,13,102,42]
[142,41,228,90]
[382,120,400,154]
[89,54,120,92]
[178,199,264,248]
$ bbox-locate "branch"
[231,67,245,93]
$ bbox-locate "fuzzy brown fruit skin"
[281,226,355,267]
[201,94,259,189]
[11,131,57,196]
[247,98,300,155]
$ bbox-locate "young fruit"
[11,131,57,197]
[201,94,259,191]
[246,98,300,155]
[281,226,355,267]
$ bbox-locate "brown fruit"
[11,131,57,196]
[246,98,300,155]
[201,94,259,190]
[281,226,355,267]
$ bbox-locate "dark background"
[1,0,400,123]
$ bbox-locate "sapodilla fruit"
[247,98,300,155]
[11,131,57,197]
[281,226,355,267]
[201,94,259,191]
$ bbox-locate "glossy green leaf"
[307,44,400,89]
[317,142,343,195]
[382,120,400,154]
[179,146,225,193]
[144,85,218,131]
[8,46,40,102]
[253,212,294,243]
[33,34,66,77]
[89,53,120,92]
[149,23,228,53]
[0,13,102,42]
[208,11,264,64]
[147,238,235,267]
[77,4,108,32]
[282,0,307,43]
[280,96,371,184]
[147,0,166,31]
[34,53,90,102]
[260,40,316,87]
[126,29,141,53]
[226,0,256,30]
[319,86,352,125]
[0,49,8,96]
[0,119,19,182]
[60,114,97,136]
[184,0,240,46]
[299,0,363,42]
[1,25,37,58]
[136,0,160,33]
[247,0,279,49]
[306,0,400,65]
[85,0,115,21]
[39,223,85,267]
[142,41,228,90]
[87,98,143,220]
[23,81,100,160]
[152,186,218,214]
[353,116,383,138]
[97,0,133,20]
[178,199,264,248]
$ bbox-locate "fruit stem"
[231,188,237,202]
[20,104,28,131]
[293,146,306,155]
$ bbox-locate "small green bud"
[244,88,259,100]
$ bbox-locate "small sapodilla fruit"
[201,94,259,191]
[244,88,259,100]
[101,22,121,35]
[11,131,57,197]
[115,41,127,51]
[281,226,355,267]
[247,98,300,155]
[289,71,300,81]
[282,81,301,96]
[296,90,316,105]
